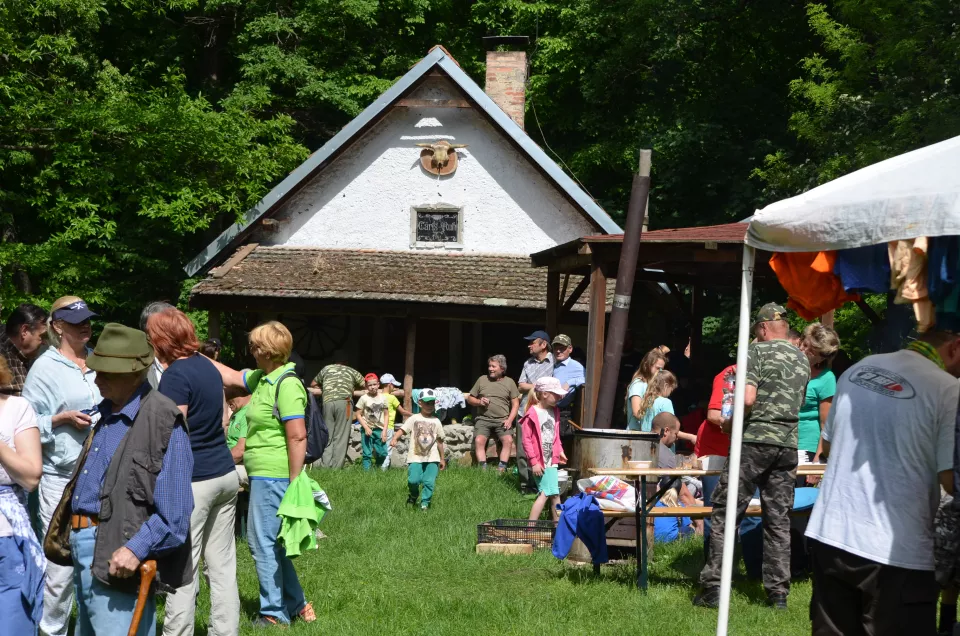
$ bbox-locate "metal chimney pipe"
[592,149,652,429]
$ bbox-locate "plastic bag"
[576,475,636,511]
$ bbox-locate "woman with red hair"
[145,308,239,636]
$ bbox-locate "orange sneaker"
[297,602,317,623]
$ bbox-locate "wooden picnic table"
[586,463,826,590]
[588,464,827,478]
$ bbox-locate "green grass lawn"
[177,467,813,635]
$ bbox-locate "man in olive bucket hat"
[44,323,194,635]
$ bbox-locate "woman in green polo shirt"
[798,323,840,477]
[212,321,316,627]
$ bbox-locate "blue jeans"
[0,536,38,633]
[407,462,439,507]
[248,478,306,624]
[71,526,155,636]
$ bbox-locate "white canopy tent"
[716,133,960,634]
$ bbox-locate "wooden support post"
[690,284,703,379]
[449,320,463,389]
[547,271,560,338]
[403,317,417,413]
[207,311,221,340]
[584,258,607,429]
[472,322,483,375]
[821,310,835,328]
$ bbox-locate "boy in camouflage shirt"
[695,303,809,610]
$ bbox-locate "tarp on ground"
[746,134,960,252]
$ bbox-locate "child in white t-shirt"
[521,377,568,522]
[389,389,445,510]
[355,373,389,470]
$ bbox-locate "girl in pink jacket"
[521,377,568,522]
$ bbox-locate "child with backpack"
[521,377,568,522]
[389,389,446,510]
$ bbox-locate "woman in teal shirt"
[798,324,840,474]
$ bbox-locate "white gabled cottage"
[186,45,620,398]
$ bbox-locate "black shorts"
[809,539,939,636]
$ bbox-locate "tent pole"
[716,244,755,636]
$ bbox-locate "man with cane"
[43,324,194,635]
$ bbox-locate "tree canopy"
[2,0,956,340]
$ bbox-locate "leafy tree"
[0,0,306,322]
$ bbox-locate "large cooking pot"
[573,428,659,478]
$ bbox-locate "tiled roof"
[581,222,748,244]
[191,247,603,311]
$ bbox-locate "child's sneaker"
[406,495,418,506]
[421,503,430,511]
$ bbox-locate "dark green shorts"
[474,418,510,440]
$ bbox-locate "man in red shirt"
[696,364,734,558]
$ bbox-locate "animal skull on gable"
[416,140,468,176]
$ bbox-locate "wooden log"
[476,543,534,555]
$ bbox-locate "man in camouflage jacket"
[694,303,810,610]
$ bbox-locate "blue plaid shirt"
[72,384,193,561]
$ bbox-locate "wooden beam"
[561,275,592,314]
[690,285,703,379]
[546,271,560,338]
[403,317,417,413]
[560,273,570,304]
[583,258,607,429]
[667,283,691,319]
[395,98,471,108]
[546,253,593,273]
[212,243,258,279]
[207,311,221,340]
[855,299,883,325]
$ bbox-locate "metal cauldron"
[573,428,659,479]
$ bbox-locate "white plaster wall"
[258,78,598,253]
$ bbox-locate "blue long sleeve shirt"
[21,348,101,477]
[72,384,193,561]
[552,358,585,408]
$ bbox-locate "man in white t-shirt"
[805,331,960,635]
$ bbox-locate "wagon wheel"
[278,314,349,360]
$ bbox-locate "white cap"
[380,373,402,387]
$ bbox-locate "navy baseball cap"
[524,330,550,342]
[51,300,97,325]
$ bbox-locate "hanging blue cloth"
[0,485,46,624]
[928,236,959,302]
[553,493,609,565]
[833,244,890,293]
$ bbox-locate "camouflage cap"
[753,302,788,325]
[552,334,573,348]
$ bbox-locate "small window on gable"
[410,204,463,249]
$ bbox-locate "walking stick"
[128,559,157,636]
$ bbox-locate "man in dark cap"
[694,303,810,610]
[44,323,194,635]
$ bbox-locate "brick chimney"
[484,37,528,129]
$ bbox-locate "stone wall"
[343,423,484,468]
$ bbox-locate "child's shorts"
[535,466,560,497]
